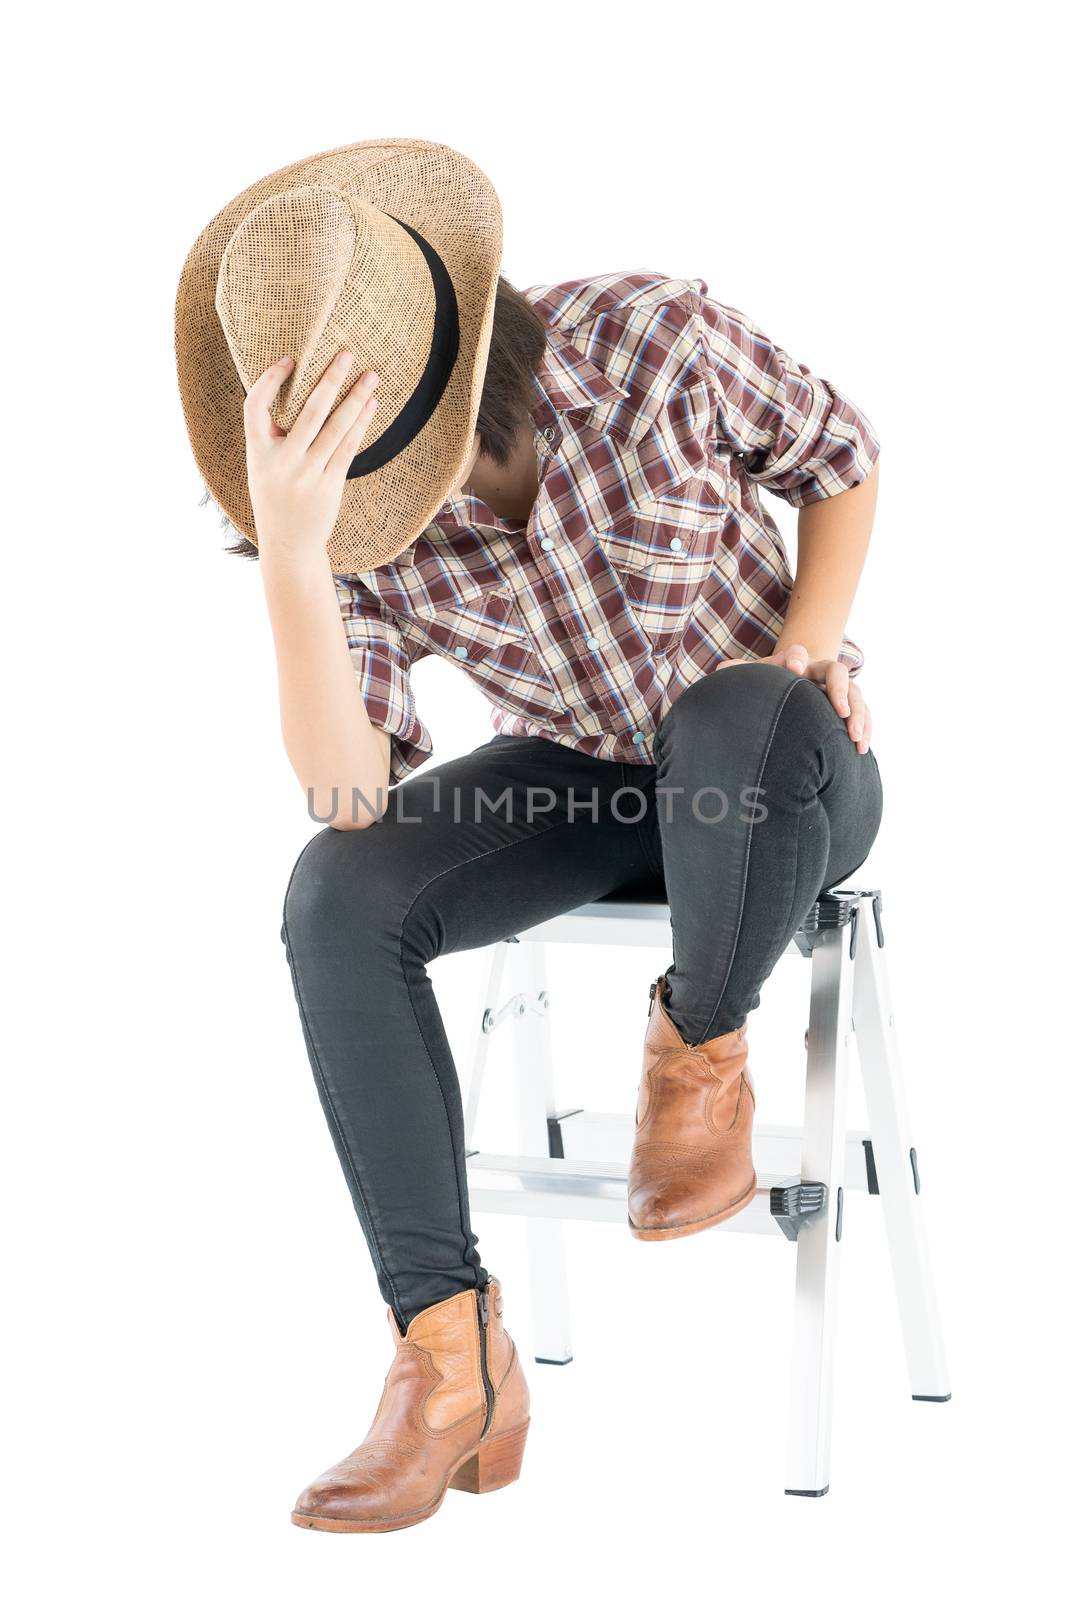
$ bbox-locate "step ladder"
[460,886,950,1496]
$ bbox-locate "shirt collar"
[380,327,632,567]
[531,323,631,424]
[432,326,632,524]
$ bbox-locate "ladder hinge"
[482,989,550,1033]
[769,1181,828,1241]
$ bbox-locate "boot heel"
[450,1419,530,1494]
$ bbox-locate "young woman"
[176,142,881,1534]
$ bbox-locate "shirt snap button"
[455,645,469,660]
[586,636,602,652]
[633,730,646,745]
[543,426,555,441]
[540,536,555,552]
[669,536,683,552]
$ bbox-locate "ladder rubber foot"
[785,1485,830,1497]
[534,1355,574,1365]
[912,1392,951,1402]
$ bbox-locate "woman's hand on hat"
[714,644,872,754]
[242,351,380,562]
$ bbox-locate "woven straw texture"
[174,138,503,574]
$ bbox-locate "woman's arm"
[259,543,391,828]
[690,285,881,753]
[720,456,880,753]
[776,457,880,664]
[244,350,391,829]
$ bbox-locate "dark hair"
[211,271,547,559]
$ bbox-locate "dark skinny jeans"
[280,665,883,1331]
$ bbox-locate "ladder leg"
[785,926,855,1496]
[852,896,951,1401]
[461,941,509,1140]
[509,938,573,1366]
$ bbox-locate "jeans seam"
[281,826,404,1311]
[690,673,809,1045]
[695,798,805,1046]
[281,907,402,1312]
[396,810,593,1301]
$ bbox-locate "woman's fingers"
[712,652,873,755]
[286,349,360,453]
[824,660,851,718]
[326,390,380,478]
[846,680,866,743]
[312,369,380,471]
[715,644,808,672]
[243,355,295,445]
[840,680,873,753]
[820,667,873,754]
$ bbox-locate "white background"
[4,2,1063,1594]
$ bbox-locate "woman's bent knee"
[656,662,813,756]
[281,821,393,952]
[773,672,847,742]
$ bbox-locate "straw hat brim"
[174,138,503,575]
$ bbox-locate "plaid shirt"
[336,271,880,784]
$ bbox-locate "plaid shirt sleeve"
[334,577,433,785]
[687,283,880,509]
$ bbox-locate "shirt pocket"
[404,582,563,716]
[596,467,728,643]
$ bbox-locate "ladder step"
[537,1111,876,1193]
[467,1152,826,1239]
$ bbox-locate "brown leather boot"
[628,976,757,1240]
[291,1274,530,1533]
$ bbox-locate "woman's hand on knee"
[805,657,871,754]
[715,645,872,754]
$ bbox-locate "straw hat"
[174,137,504,574]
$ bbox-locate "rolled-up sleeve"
[334,577,433,785]
[687,280,880,508]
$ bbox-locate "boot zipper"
[476,1284,495,1438]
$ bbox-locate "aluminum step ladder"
[461,886,950,1496]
